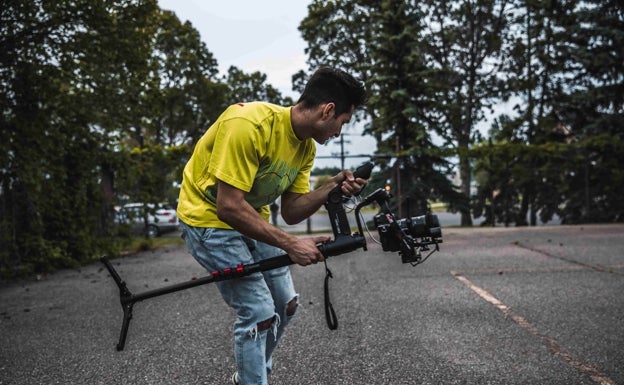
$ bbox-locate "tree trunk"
[517,184,534,226]
[459,150,473,226]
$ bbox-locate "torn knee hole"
[286,298,298,316]
[257,316,275,332]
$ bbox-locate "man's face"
[314,104,354,145]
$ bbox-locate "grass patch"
[127,235,184,253]
[429,202,448,212]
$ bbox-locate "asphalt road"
[1,224,622,385]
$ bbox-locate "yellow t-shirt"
[177,102,316,228]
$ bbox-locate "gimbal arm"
[101,228,369,350]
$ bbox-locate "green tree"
[299,0,460,218]
[554,0,624,222]
[0,0,161,275]
[0,0,298,276]
[146,10,227,147]
[472,140,522,227]
[420,0,511,225]
[296,0,380,131]
[500,0,578,225]
[367,0,458,217]
[225,66,294,106]
[488,0,624,224]
[311,166,341,176]
[111,8,228,218]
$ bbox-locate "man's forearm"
[280,179,340,225]
[216,181,300,251]
[218,193,329,266]
[218,196,298,250]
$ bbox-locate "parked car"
[115,203,179,238]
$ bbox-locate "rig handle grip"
[317,234,366,257]
[352,161,374,180]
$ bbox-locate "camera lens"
[429,226,442,238]
[400,214,441,238]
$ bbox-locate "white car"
[116,203,179,238]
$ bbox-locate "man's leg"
[219,274,276,385]
[253,242,299,376]
[180,223,276,385]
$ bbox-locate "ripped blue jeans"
[180,222,298,385]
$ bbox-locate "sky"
[157,0,377,170]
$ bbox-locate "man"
[177,67,367,385]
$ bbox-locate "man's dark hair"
[297,67,366,116]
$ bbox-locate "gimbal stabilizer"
[101,161,442,350]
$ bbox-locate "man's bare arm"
[280,169,367,225]
[215,181,328,266]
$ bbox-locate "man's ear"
[321,102,336,121]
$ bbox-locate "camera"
[374,213,442,251]
[373,211,442,264]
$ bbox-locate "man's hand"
[339,169,368,196]
[283,235,331,266]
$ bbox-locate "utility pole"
[395,136,402,218]
[315,133,377,168]
[334,134,350,170]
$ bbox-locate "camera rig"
[101,161,442,350]
[325,162,442,266]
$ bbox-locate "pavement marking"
[451,270,617,385]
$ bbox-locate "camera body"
[373,212,442,264]
[374,213,442,252]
